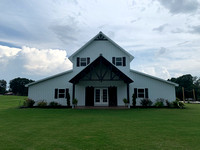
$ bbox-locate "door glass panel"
[103,89,107,102]
[95,89,100,102]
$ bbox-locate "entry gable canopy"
[69,55,133,84]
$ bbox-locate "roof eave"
[130,69,179,86]
[25,69,73,87]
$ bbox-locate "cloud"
[158,0,200,14]
[20,47,72,75]
[156,47,167,56]
[0,45,72,76]
[0,45,21,64]
[189,25,200,34]
[141,66,171,80]
[153,24,168,32]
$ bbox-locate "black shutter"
[145,88,149,98]
[54,88,58,99]
[123,57,126,66]
[134,88,138,98]
[112,57,115,65]
[65,88,69,98]
[77,57,80,67]
[87,57,90,65]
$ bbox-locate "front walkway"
[75,106,129,109]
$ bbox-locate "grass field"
[0,95,200,150]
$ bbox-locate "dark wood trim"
[69,55,133,84]
[72,83,75,100]
[127,83,130,103]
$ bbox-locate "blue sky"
[0,0,200,86]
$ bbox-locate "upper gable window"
[112,57,126,66]
[116,57,122,66]
[81,58,87,66]
[77,57,90,67]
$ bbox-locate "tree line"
[0,74,200,99]
[0,78,34,96]
[168,74,200,101]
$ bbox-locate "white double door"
[94,88,108,105]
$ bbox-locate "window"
[112,57,126,66]
[134,88,149,98]
[77,57,90,67]
[54,88,69,99]
[138,89,144,98]
[116,57,122,66]
[59,89,65,98]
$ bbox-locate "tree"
[9,78,34,96]
[168,74,200,100]
[0,80,7,94]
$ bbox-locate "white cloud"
[0,45,72,76]
[0,45,21,64]
[20,46,72,75]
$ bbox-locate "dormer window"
[77,57,90,67]
[112,57,126,66]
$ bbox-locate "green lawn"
[0,96,200,150]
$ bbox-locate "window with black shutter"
[145,88,149,98]
[54,89,58,99]
[87,57,90,65]
[77,57,80,67]
[134,88,137,98]
[112,57,115,65]
[123,57,126,66]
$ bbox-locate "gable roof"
[69,55,133,84]
[25,69,73,87]
[69,31,134,61]
[130,69,178,86]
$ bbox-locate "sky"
[0,0,200,86]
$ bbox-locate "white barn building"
[26,32,177,107]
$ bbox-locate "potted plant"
[123,98,128,107]
[72,98,78,108]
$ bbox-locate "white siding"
[72,41,130,74]
[28,72,74,106]
[129,71,176,106]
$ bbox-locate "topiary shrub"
[154,98,165,108]
[140,98,152,107]
[132,93,136,107]
[49,101,61,107]
[37,100,47,107]
[66,92,70,107]
[23,98,35,107]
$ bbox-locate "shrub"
[132,93,136,107]
[66,92,70,107]
[166,100,172,108]
[140,98,152,107]
[49,101,61,107]
[172,98,185,108]
[37,100,47,107]
[23,98,35,107]
[154,98,165,107]
[72,98,78,107]
[178,101,185,108]
[123,98,128,104]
